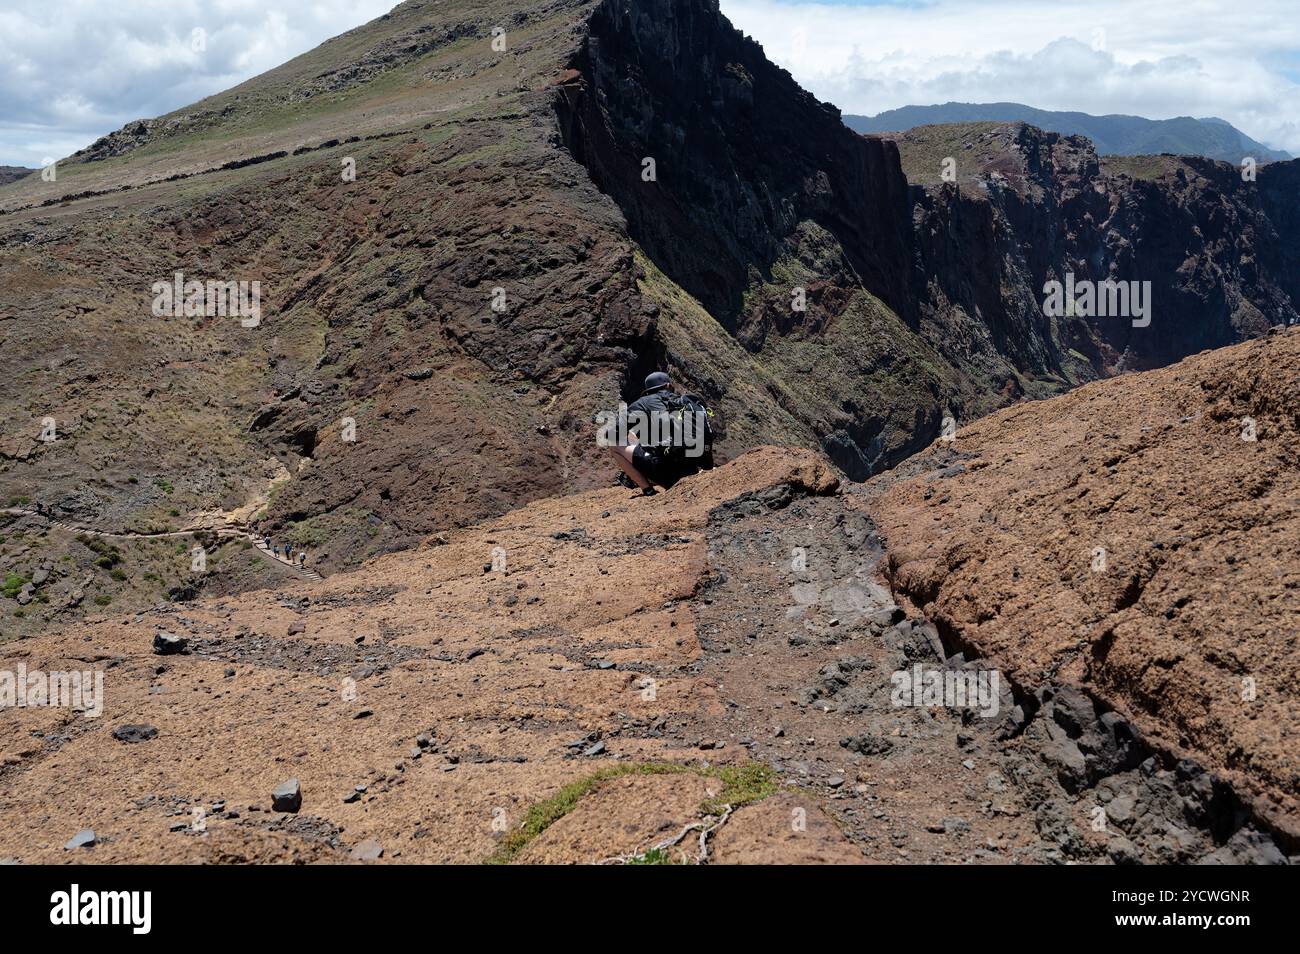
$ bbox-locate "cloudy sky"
[727,0,1300,153]
[1,0,1297,168]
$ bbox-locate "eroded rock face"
[557,0,964,478]
[559,0,916,329]
[0,0,653,614]
[902,122,1300,377]
[557,1,1300,482]
[873,327,1300,844]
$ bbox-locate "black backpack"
[654,392,715,467]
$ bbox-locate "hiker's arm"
[622,403,646,445]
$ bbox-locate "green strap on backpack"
[655,393,714,464]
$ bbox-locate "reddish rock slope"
[875,327,1300,841]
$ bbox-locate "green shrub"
[83,538,122,568]
[2,573,29,599]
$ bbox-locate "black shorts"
[633,444,676,486]
[633,445,713,487]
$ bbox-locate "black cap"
[644,371,671,392]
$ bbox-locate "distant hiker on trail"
[604,371,714,495]
[297,551,307,568]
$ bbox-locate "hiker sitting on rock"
[603,371,714,495]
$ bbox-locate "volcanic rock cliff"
[1,0,1297,634]
[896,121,1300,375]
[557,7,1300,462]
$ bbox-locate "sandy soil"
[1,447,860,864]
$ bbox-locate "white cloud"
[2,0,1297,166]
[0,0,398,167]
[720,0,1300,153]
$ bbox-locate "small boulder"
[272,778,302,813]
[868,606,904,627]
[840,733,893,756]
[64,829,96,850]
[152,631,187,655]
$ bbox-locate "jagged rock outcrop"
[873,326,1300,846]
[898,122,1300,377]
[556,0,916,328]
[556,2,1300,480]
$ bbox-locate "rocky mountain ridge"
[1,0,1296,637]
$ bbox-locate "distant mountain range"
[844,102,1291,163]
[0,166,34,186]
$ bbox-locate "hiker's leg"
[608,444,653,490]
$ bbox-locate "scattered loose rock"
[111,724,158,743]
